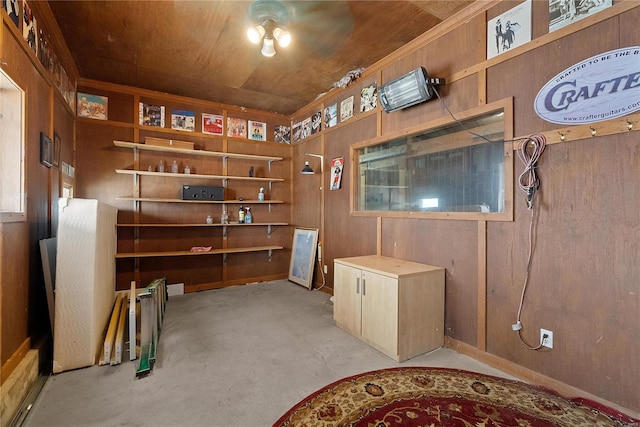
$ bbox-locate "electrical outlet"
[540,328,553,349]
[323,264,328,274]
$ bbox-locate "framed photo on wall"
[288,228,319,290]
[40,132,52,168]
[53,131,62,168]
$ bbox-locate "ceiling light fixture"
[247,0,291,57]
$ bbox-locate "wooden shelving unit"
[114,139,287,266]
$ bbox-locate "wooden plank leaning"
[100,293,123,365]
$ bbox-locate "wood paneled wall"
[0,1,77,383]
[290,0,640,415]
[75,80,292,292]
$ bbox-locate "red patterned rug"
[274,367,639,427]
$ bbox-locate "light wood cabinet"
[334,255,444,362]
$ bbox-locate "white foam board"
[53,198,117,373]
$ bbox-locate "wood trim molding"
[477,221,487,351]
[0,338,31,385]
[445,337,640,420]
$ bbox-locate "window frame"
[350,98,514,222]
[0,68,27,223]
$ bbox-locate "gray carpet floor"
[24,280,514,427]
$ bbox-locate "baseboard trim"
[445,337,640,420]
[1,338,31,385]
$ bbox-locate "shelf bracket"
[268,202,272,213]
[223,225,228,239]
[268,181,273,192]
[223,253,227,264]
[268,159,274,172]
[267,224,272,238]
[268,249,273,262]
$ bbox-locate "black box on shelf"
[181,185,224,201]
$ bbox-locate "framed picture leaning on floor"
[288,228,319,290]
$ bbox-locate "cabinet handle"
[356,277,360,294]
[362,278,366,296]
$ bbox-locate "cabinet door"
[333,263,362,336]
[361,271,398,358]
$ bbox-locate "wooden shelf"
[116,197,284,204]
[114,140,283,162]
[115,169,284,183]
[117,222,288,227]
[115,245,283,259]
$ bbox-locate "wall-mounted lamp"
[378,67,445,113]
[301,153,324,174]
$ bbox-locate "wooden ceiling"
[49,1,474,115]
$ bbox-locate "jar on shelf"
[157,160,165,172]
[184,165,191,174]
[171,160,179,173]
[206,215,213,224]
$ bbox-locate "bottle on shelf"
[258,187,265,201]
[184,165,191,174]
[157,160,165,172]
[206,215,213,224]
[238,205,245,223]
[171,160,179,173]
[245,207,252,224]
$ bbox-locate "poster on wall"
[139,103,165,127]
[534,46,640,125]
[324,103,337,129]
[171,109,195,132]
[292,121,302,143]
[311,111,322,135]
[330,157,344,191]
[340,96,354,122]
[77,93,108,120]
[487,0,531,59]
[549,0,611,33]
[2,0,19,27]
[360,84,377,112]
[248,120,267,141]
[23,1,38,56]
[202,113,224,135]
[227,117,247,138]
[274,125,291,144]
[300,116,311,139]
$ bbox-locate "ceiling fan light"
[261,37,276,57]
[273,28,291,47]
[247,25,265,44]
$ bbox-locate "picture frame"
[288,227,319,290]
[53,131,61,168]
[40,132,52,168]
[340,95,354,122]
[171,109,195,132]
[202,113,224,135]
[248,120,267,141]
